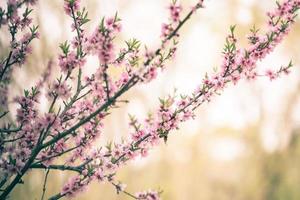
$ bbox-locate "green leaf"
[24,89,29,97]
[230,24,236,35]
[59,41,70,55]
[99,17,106,33]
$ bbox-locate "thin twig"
[40,169,50,200]
[0,111,9,119]
[111,182,138,200]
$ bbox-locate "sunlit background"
[1,0,300,199]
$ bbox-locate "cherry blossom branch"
[0,145,40,198]
[0,2,38,81]
[31,163,81,173]
[40,0,205,152]
[34,21,300,200]
[1,0,300,200]
[41,2,299,198]
[40,76,138,149]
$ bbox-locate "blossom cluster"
[135,190,161,200]
[0,0,38,112]
[0,0,299,199]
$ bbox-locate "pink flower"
[169,3,182,22]
[132,130,146,142]
[64,0,80,16]
[106,17,122,32]
[93,168,105,181]
[135,190,161,200]
[212,75,225,90]
[58,51,85,73]
[161,23,172,38]
[230,72,241,85]
[141,148,148,157]
[85,16,121,64]
[143,66,158,82]
[49,80,71,99]
[265,69,277,81]
[61,176,86,197]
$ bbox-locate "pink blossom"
[168,3,182,22]
[265,69,277,81]
[64,0,80,16]
[58,51,85,73]
[135,190,161,200]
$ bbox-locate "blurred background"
[1,0,300,199]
